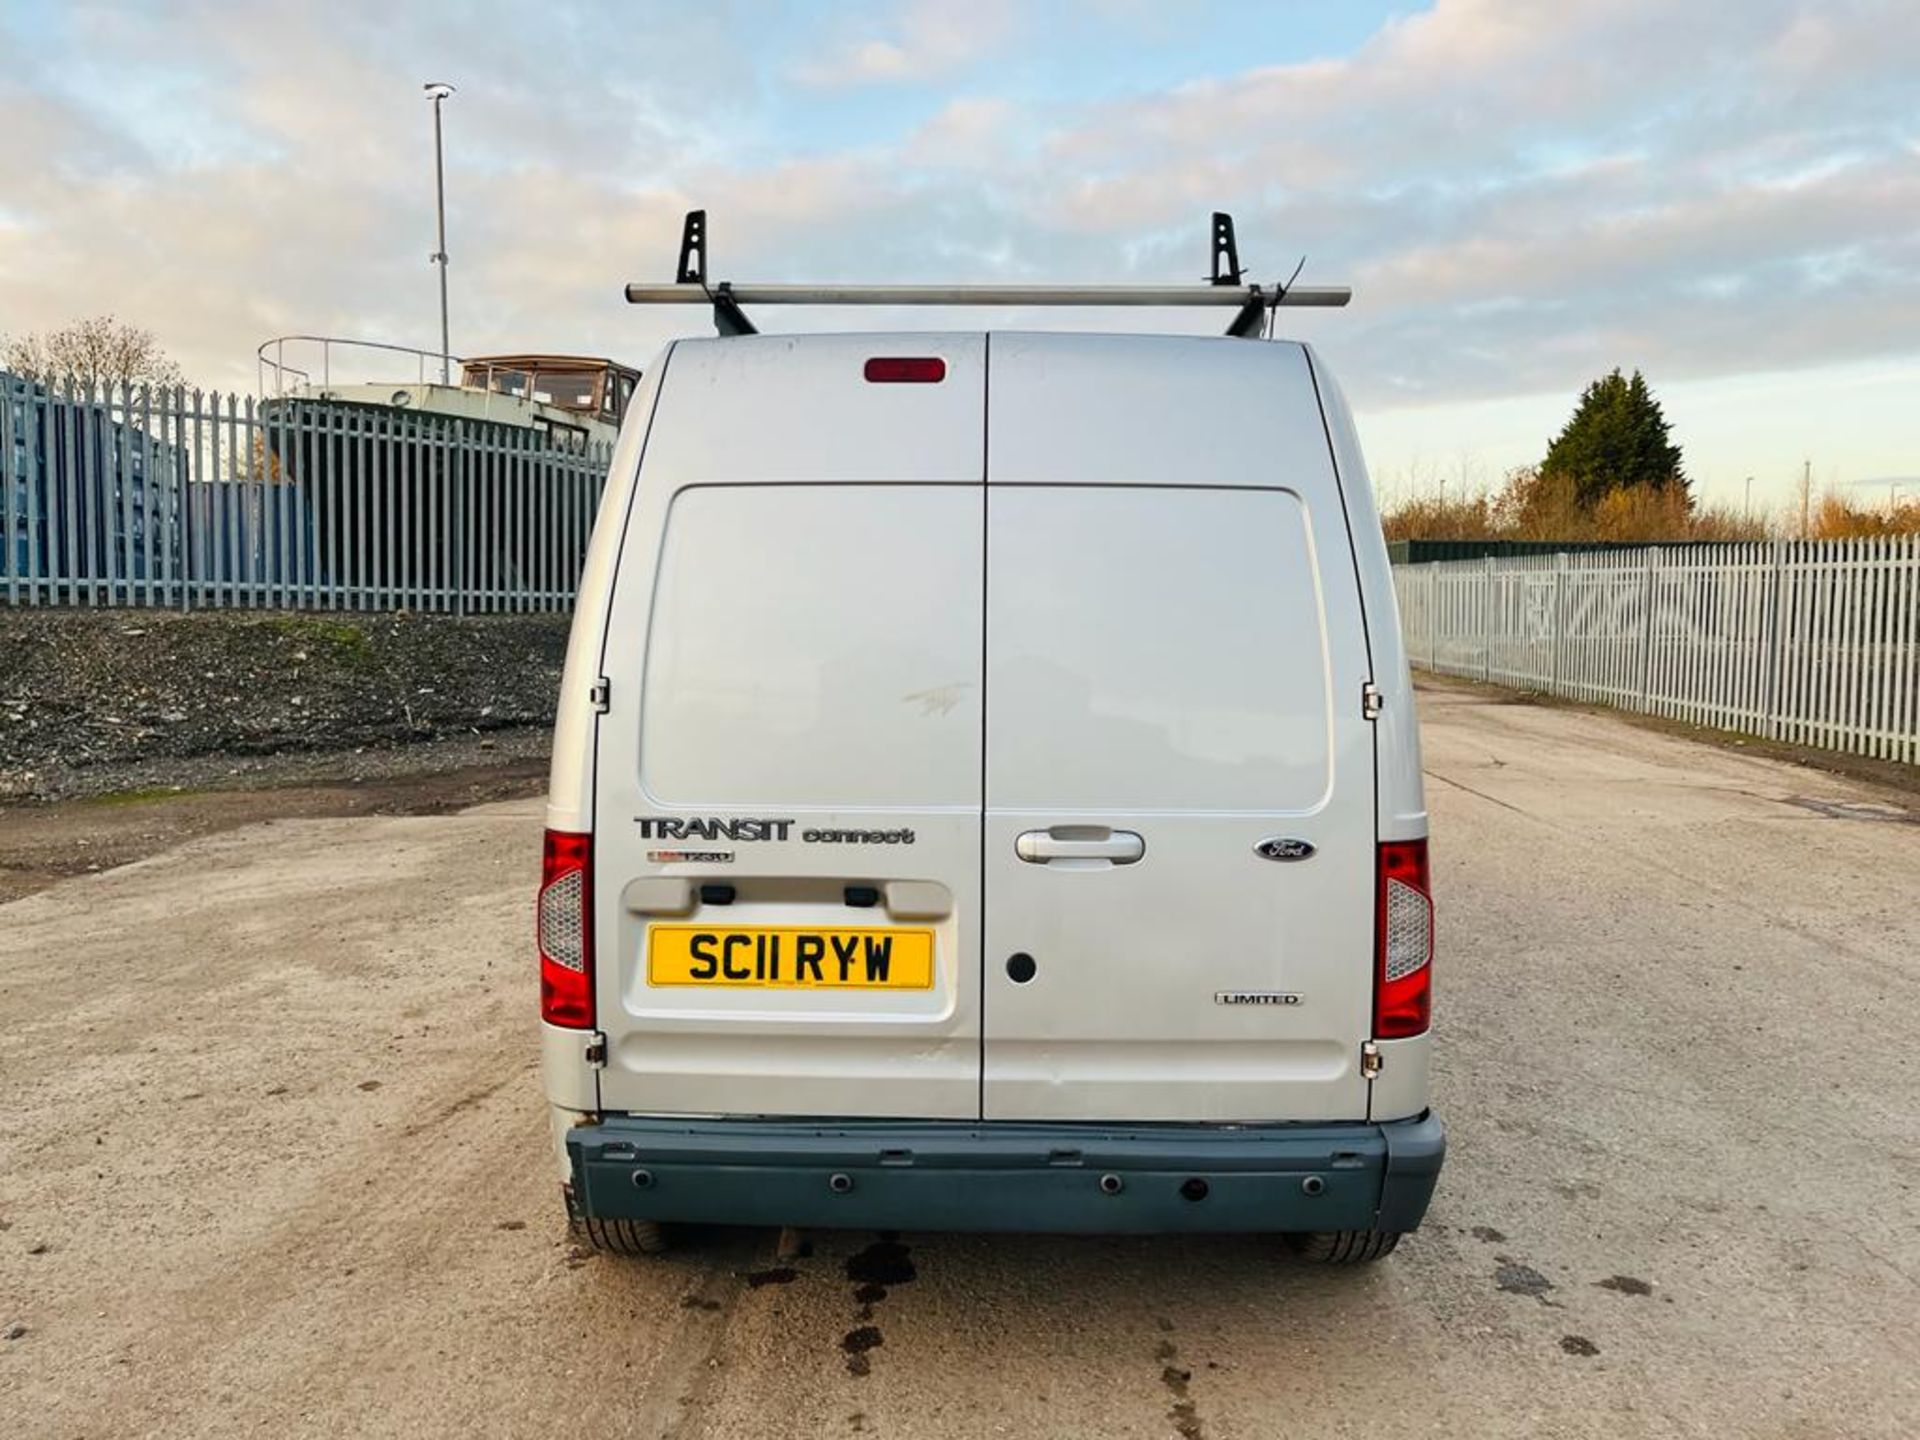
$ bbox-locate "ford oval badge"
[1254,837,1315,862]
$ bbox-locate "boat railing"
[255,336,469,399]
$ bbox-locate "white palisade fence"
[1394,541,1920,764]
[3,372,611,614]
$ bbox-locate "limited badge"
[1216,991,1304,1006]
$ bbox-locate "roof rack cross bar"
[624,282,1349,308]
[629,211,1350,335]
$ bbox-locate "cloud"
[901,97,1017,169]
[0,0,1915,430]
[795,0,1016,87]
[996,0,1920,402]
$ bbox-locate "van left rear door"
[591,335,987,1120]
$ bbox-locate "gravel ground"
[0,609,569,801]
[0,686,1915,1438]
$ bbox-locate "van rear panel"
[589,333,1381,1127]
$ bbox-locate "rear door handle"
[1015,828,1145,865]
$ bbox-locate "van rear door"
[591,335,986,1120]
[982,334,1376,1122]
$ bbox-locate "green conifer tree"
[1540,369,1686,508]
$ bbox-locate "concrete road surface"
[3,683,1916,1439]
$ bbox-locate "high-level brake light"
[1375,839,1433,1039]
[539,829,594,1028]
[864,356,946,384]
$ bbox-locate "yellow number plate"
[647,926,935,990]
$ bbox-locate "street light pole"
[424,82,456,385]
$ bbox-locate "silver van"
[538,225,1442,1262]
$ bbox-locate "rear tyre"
[577,1215,669,1257]
[1287,1229,1403,1264]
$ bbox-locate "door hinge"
[1360,1040,1383,1080]
[589,677,611,714]
[584,1032,607,1067]
[1361,682,1383,720]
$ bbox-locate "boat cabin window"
[459,357,638,426]
[529,369,599,411]
[464,364,531,399]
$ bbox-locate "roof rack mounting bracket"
[1213,211,1272,337]
[675,209,758,335]
[711,282,757,337]
[1210,212,1245,287]
[675,209,708,285]
[1226,287,1268,340]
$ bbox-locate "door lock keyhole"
[1006,952,1037,984]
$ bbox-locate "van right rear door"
[980,334,1377,1123]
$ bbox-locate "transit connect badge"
[1254,837,1315,862]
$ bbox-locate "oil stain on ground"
[841,1234,916,1375]
[845,1236,917,1287]
[1494,1258,1556,1303]
[1156,1334,1205,1439]
[841,1326,884,1377]
[1596,1274,1652,1296]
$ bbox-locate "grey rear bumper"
[566,1111,1444,1236]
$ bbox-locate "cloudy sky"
[2,0,1916,511]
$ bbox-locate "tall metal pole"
[425,82,456,385]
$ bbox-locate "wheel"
[1287,1229,1403,1264]
[575,1215,669,1257]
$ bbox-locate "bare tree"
[2,314,186,391]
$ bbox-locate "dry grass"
[1382,467,1767,544]
[1808,493,1920,539]
[1381,469,1919,545]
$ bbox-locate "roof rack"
[627,210,1350,339]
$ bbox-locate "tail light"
[538,829,593,1028]
[1375,838,1432,1039]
